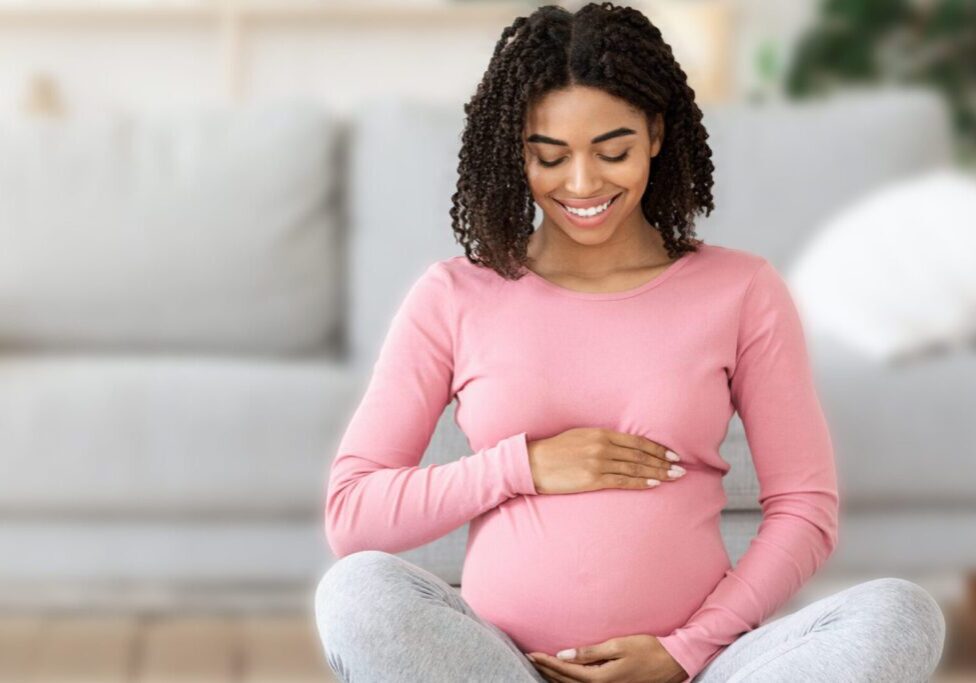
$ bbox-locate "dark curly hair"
[449,1,714,280]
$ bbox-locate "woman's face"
[522,84,664,246]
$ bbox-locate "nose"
[564,156,603,198]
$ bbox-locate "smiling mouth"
[554,192,622,212]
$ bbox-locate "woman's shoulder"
[432,253,517,299]
[691,241,768,279]
[669,241,775,303]
[400,256,495,317]
[436,253,498,279]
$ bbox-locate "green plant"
[785,0,976,165]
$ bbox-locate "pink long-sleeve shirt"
[324,241,839,681]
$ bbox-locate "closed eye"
[538,150,630,168]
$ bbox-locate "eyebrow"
[525,127,636,146]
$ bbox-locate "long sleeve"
[324,261,538,559]
[656,260,840,681]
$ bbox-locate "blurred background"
[0,0,974,680]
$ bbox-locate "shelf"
[0,0,533,26]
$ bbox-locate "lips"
[553,192,622,210]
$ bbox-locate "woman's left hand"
[527,634,688,683]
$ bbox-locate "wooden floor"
[0,614,337,682]
[1,613,973,682]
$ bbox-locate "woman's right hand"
[526,427,685,494]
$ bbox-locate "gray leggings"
[314,550,946,682]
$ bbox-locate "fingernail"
[667,465,686,478]
[665,449,680,462]
[646,479,661,487]
[556,648,576,660]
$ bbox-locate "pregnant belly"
[459,473,731,656]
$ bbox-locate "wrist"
[658,647,688,682]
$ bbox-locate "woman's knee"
[854,578,946,668]
[861,578,944,632]
[313,551,407,670]
[316,551,399,608]
[315,551,401,630]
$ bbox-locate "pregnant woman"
[315,3,946,681]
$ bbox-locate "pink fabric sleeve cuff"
[504,431,538,496]
[656,631,725,683]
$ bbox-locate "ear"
[649,112,665,158]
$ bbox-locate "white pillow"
[786,168,976,364]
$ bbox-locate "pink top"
[324,242,839,681]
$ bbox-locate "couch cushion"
[345,96,471,370]
[0,100,341,355]
[0,352,360,513]
[0,518,328,584]
[809,331,976,504]
[694,86,953,270]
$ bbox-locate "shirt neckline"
[519,245,701,301]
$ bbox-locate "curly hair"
[449,1,714,280]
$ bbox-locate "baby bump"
[459,474,731,654]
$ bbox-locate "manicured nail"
[665,449,680,462]
[646,479,661,487]
[667,465,686,478]
[556,648,576,660]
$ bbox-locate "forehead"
[524,86,645,138]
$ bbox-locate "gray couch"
[0,85,971,614]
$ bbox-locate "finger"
[538,670,560,683]
[528,661,560,683]
[536,667,564,683]
[606,440,673,469]
[530,654,594,682]
[604,447,685,482]
[531,661,583,683]
[607,431,680,463]
[599,471,666,490]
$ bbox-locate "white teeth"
[562,197,613,217]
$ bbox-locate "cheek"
[615,159,650,188]
[524,166,556,196]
